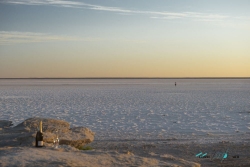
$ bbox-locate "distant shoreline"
[0,77,249,79]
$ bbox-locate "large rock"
[0,120,13,129]
[0,118,94,148]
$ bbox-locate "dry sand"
[1,119,249,166]
[0,139,250,167]
[89,139,250,167]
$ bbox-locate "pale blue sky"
[0,0,250,78]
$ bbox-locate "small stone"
[0,120,13,128]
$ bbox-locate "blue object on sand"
[196,152,202,157]
[223,153,228,159]
[201,153,207,158]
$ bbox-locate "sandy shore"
[1,118,249,166]
[89,139,250,167]
[0,139,249,167]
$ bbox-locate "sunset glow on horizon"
[0,0,249,78]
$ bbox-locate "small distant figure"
[175,82,177,87]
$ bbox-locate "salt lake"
[0,79,249,143]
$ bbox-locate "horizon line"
[0,77,249,80]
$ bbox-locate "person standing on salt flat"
[175,82,177,87]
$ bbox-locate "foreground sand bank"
[0,139,250,167]
[1,118,249,167]
[90,139,250,167]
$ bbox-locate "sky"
[0,0,250,78]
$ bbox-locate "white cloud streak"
[0,31,99,45]
[1,0,230,21]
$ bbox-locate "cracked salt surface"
[0,79,250,143]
